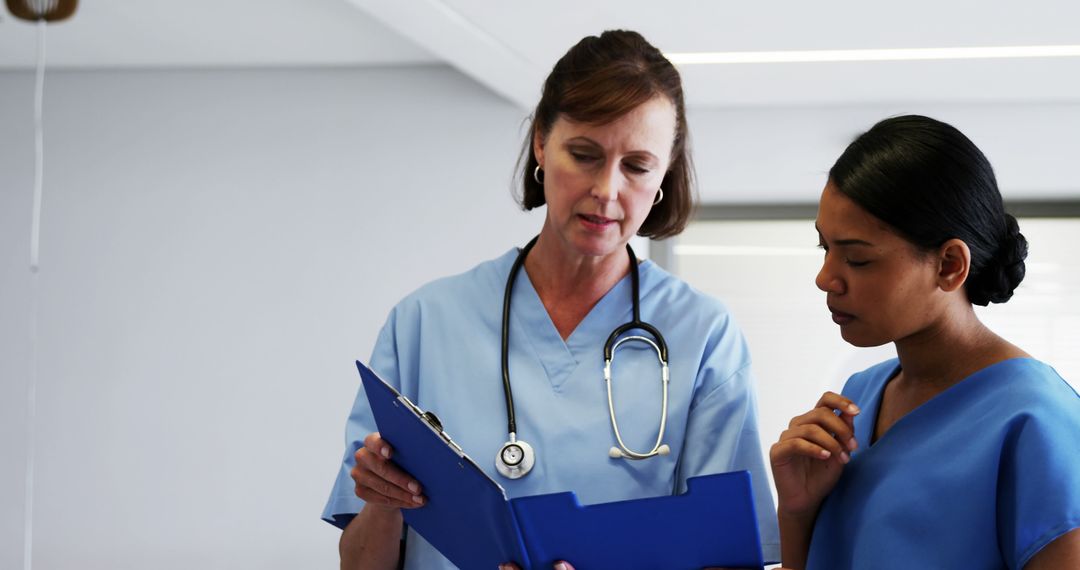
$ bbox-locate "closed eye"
[570,151,599,164]
[819,243,870,267]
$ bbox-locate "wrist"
[778,504,820,524]
[361,503,403,523]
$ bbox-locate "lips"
[828,305,855,325]
[578,213,616,231]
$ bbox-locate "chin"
[839,328,892,349]
[570,233,623,257]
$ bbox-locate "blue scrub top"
[808,358,1080,569]
[324,248,780,569]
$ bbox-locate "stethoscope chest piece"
[495,434,535,479]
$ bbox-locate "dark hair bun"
[967,214,1028,306]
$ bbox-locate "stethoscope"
[495,236,671,480]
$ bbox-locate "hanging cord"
[31,17,47,271]
[25,264,39,570]
[25,16,49,570]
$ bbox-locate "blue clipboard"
[357,360,765,570]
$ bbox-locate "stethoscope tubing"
[500,236,671,470]
[500,236,537,437]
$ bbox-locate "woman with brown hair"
[323,30,779,569]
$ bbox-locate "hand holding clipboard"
[355,360,767,570]
[351,431,428,510]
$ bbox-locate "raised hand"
[770,392,860,517]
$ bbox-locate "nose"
[590,163,623,203]
[815,255,846,294]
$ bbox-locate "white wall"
[689,102,1080,204]
[0,65,540,570]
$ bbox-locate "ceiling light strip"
[666,45,1080,65]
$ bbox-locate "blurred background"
[2,1,1078,567]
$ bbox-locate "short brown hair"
[516,30,696,239]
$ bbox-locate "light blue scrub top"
[323,249,781,569]
[808,358,1080,570]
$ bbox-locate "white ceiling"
[0,0,437,69]
[2,0,1080,109]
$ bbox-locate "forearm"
[339,504,404,570]
[777,510,817,570]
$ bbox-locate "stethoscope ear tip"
[657,444,671,456]
[608,447,624,459]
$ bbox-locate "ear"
[936,238,971,293]
[532,127,546,169]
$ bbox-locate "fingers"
[354,477,414,511]
[498,564,520,570]
[350,432,425,509]
[773,425,849,465]
[363,432,392,459]
[352,449,423,508]
[816,391,861,428]
[791,409,857,451]
[815,390,858,410]
[802,391,861,449]
[773,392,862,466]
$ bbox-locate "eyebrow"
[815,225,874,247]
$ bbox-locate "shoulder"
[984,358,1075,394]
[841,358,900,402]
[637,260,752,374]
[369,249,517,385]
[989,360,1080,567]
[638,259,735,325]
[986,358,1080,426]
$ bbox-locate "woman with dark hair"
[770,115,1080,569]
[322,30,779,569]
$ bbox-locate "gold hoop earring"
[533,165,544,185]
[653,188,664,205]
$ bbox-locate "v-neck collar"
[506,256,657,392]
[861,362,900,447]
[859,357,1037,449]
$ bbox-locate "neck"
[521,230,633,339]
[893,299,1020,387]
[525,232,631,302]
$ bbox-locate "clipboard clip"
[397,395,466,456]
